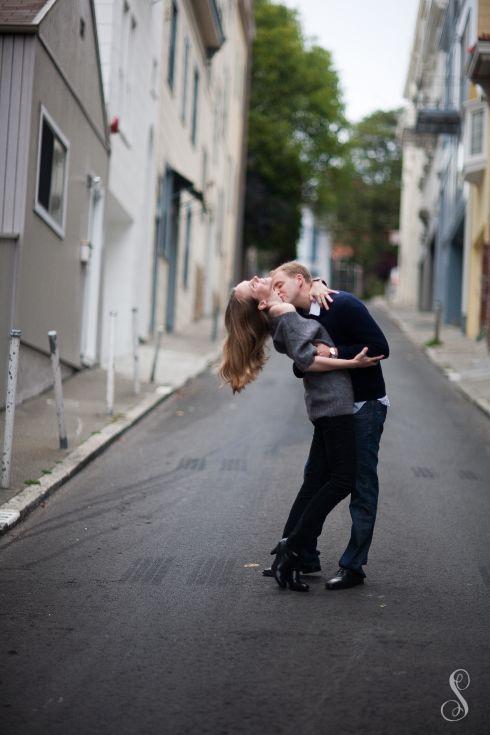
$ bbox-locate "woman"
[220,276,384,592]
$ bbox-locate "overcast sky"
[280,0,420,122]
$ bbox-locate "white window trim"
[34,105,70,239]
[464,99,486,161]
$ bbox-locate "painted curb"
[0,350,220,534]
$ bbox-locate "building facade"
[0,0,109,406]
[153,0,253,334]
[296,207,332,283]
[399,0,490,343]
[94,0,163,361]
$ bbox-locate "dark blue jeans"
[297,400,387,577]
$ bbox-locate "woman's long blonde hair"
[219,291,270,393]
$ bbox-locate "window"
[168,1,178,91]
[191,67,199,145]
[117,2,136,136]
[459,13,471,108]
[181,37,190,122]
[155,169,173,258]
[182,207,192,288]
[470,108,484,156]
[150,57,158,99]
[444,46,454,108]
[35,107,69,237]
[201,147,208,219]
[222,69,229,139]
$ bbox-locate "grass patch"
[424,338,443,348]
[41,469,52,475]
[24,479,41,486]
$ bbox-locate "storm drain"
[458,469,480,480]
[411,467,437,478]
[120,556,174,584]
[187,556,237,587]
[221,459,247,472]
[177,458,206,471]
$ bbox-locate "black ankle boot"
[270,539,308,591]
[288,568,309,592]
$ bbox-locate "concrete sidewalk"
[376,298,490,418]
[0,317,222,533]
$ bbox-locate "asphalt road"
[1,308,490,735]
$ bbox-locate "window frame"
[191,66,199,146]
[464,100,487,161]
[34,105,70,239]
[167,0,178,92]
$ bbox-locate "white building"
[296,207,332,283]
[94,0,163,360]
[152,0,253,334]
[398,0,479,326]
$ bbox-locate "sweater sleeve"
[333,297,390,360]
[271,312,319,372]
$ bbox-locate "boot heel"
[288,569,309,592]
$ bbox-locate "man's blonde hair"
[271,261,312,283]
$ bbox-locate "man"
[267,261,389,590]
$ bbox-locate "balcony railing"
[413,107,461,136]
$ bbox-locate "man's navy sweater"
[295,291,389,402]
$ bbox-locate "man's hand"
[309,280,338,310]
[351,347,385,368]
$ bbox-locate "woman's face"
[234,276,273,303]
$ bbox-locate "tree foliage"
[244,0,346,269]
[331,109,402,296]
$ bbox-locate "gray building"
[0,0,109,407]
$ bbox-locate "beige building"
[466,0,490,342]
[0,0,109,406]
[152,0,253,334]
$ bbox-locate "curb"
[0,350,220,535]
[377,301,490,420]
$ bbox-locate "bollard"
[150,325,164,384]
[211,303,220,342]
[48,331,68,449]
[106,310,117,415]
[132,307,140,395]
[1,329,21,489]
[434,300,442,343]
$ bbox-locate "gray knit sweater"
[270,310,354,421]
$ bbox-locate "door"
[165,192,180,333]
[81,178,104,365]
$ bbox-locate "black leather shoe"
[262,560,321,577]
[325,568,364,590]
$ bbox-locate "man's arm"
[323,296,390,360]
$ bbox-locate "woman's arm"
[305,347,385,372]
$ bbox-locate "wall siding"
[0,35,34,235]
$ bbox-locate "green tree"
[244,0,346,269]
[331,109,402,296]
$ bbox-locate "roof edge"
[33,0,59,26]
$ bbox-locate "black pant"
[283,414,356,554]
